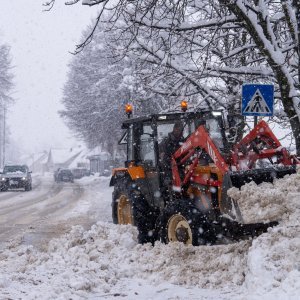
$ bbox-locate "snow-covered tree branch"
[61,25,169,151]
[46,0,300,154]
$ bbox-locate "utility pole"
[2,104,5,168]
[0,97,4,169]
[296,1,300,87]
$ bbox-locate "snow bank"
[240,174,300,299]
[0,174,299,299]
[228,172,300,298]
[0,222,250,299]
[245,223,300,299]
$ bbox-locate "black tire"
[156,199,217,246]
[0,186,8,192]
[112,177,158,244]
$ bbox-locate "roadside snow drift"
[0,173,299,299]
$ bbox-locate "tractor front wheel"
[112,177,158,244]
[118,193,134,225]
[112,178,134,225]
[157,200,217,246]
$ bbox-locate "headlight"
[1,177,6,181]
[22,177,27,180]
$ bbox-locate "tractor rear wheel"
[156,200,217,246]
[112,177,158,244]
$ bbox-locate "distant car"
[71,168,91,179]
[0,165,32,191]
[71,168,84,179]
[55,169,74,183]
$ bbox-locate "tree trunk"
[290,115,300,156]
[276,71,300,156]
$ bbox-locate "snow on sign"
[242,84,274,116]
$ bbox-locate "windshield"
[157,121,189,143]
[156,117,224,150]
[59,170,72,175]
[3,165,27,174]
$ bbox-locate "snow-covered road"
[0,173,299,299]
[0,174,110,251]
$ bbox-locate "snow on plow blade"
[230,165,297,189]
[219,120,299,225]
[220,165,297,223]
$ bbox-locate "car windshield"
[59,170,71,175]
[3,166,26,174]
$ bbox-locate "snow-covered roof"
[87,152,111,160]
[49,148,81,164]
[85,146,112,161]
[34,152,48,164]
[68,148,90,169]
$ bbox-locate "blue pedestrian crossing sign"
[242,84,274,116]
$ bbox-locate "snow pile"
[0,222,250,299]
[228,172,300,298]
[228,172,300,223]
[245,223,300,299]
[0,174,299,299]
[244,177,300,298]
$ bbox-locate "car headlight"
[1,177,6,181]
[22,177,27,180]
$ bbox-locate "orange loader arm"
[171,120,300,192]
[171,125,229,191]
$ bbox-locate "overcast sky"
[0,0,96,154]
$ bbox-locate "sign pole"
[254,116,258,127]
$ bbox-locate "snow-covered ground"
[0,173,299,299]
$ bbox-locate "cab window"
[139,124,156,166]
[206,118,224,149]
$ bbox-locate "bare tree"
[61,25,168,151]
[45,0,300,154]
[0,42,14,166]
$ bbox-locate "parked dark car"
[55,169,74,183]
[0,165,32,191]
[71,168,91,179]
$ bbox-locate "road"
[0,174,112,251]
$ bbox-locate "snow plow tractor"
[110,103,299,245]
